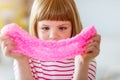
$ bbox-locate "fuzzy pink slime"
[1,23,97,61]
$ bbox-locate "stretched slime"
[1,23,97,61]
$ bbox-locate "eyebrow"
[40,23,71,27]
[57,24,71,27]
[41,24,49,26]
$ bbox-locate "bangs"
[37,0,73,21]
[29,0,82,37]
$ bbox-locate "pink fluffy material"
[1,23,97,61]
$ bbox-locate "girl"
[0,0,101,80]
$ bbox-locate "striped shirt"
[29,58,96,80]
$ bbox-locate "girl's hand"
[0,34,27,60]
[81,34,101,63]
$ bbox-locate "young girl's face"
[37,20,72,41]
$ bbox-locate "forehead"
[37,20,72,27]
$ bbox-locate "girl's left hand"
[81,34,101,63]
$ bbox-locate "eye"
[41,27,50,31]
[59,27,67,30]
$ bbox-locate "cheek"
[37,28,49,40]
[38,32,48,40]
[60,31,71,39]
[66,29,72,38]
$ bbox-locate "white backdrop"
[75,0,120,37]
[75,0,120,80]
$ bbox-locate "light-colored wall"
[75,0,120,37]
[75,0,120,79]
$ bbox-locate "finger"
[85,46,95,53]
[91,34,101,44]
[1,41,15,57]
[0,35,11,40]
[5,40,15,46]
[85,41,100,49]
[1,41,8,54]
[85,45,100,55]
[1,41,15,51]
[0,35,11,44]
[4,45,24,59]
[86,34,101,48]
[0,40,15,47]
[2,46,12,57]
[1,41,5,51]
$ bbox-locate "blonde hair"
[29,0,82,37]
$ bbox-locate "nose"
[49,30,59,40]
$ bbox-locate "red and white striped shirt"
[29,58,96,80]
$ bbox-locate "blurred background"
[0,0,33,80]
[0,0,120,80]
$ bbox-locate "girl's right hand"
[0,34,27,60]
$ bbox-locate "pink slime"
[1,23,97,61]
